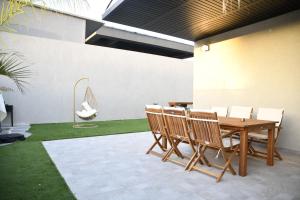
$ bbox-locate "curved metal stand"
[73,77,98,129]
[73,123,98,129]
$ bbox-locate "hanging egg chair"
[73,77,98,128]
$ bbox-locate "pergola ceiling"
[103,0,300,41]
[86,34,193,59]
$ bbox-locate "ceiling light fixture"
[201,45,209,52]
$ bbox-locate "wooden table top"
[218,117,277,128]
[168,102,193,106]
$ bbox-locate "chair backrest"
[163,107,189,140]
[229,106,253,119]
[145,105,165,135]
[190,108,212,112]
[189,110,222,148]
[211,106,228,117]
[257,108,284,127]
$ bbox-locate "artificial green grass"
[29,119,149,141]
[0,119,149,200]
[0,142,75,200]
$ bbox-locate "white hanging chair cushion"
[76,101,97,119]
[76,109,97,119]
[82,101,93,111]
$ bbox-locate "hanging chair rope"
[84,86,97,109]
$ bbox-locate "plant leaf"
[0,50,31,93]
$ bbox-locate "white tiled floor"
[43,132,300,200]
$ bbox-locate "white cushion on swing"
[76,109,97,118]
[82,101,94,111]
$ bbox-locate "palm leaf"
[0,86,14,92]
[0,50,31,93]
[1,0,89,29]
[40,0,89,10]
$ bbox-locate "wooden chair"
[186,110,240,182]
[248,108,284,160]
[162,107,196,167]
[211,106,228,117]
[145,105,168,157]
[225,106,253,136]
[229,106,253,119]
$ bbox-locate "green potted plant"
[0,50,31,93]
[0,0,89,142]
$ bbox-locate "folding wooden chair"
[248,108,284,160]
[229,106,253,119]
[225,106,253,137]
[162,107,196,167]
[186,110,240,182]
[145,105,168,158]
[211,106,228,117]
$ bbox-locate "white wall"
[193,11,300,151]
[0,1,85,43]
[0,32,193,124]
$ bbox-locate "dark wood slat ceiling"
[103,0,300,41]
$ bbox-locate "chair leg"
[154,134,165,150]
[162,146,174,161]
[248,142,283,161]
[221,149,236,175]
[172,139,184,159]
[216,147,237,182]
[185,144,205,169]
[249,144,256,155]
[275,148,283,160]
[146,135,163,154]
[188,141,204,165]
[201,146,211,167]
[162,139,181,161]
[188,153,201,171]
[188,145,210,171]
[146,141,158,154]
[185,151,198,170]
[164,134,182,158]
[247,141,254,154]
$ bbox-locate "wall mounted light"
[201,44,210,52]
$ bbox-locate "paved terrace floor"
[43,132,300,200]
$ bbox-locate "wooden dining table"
[168,101,193,108]
[218,117,277,177]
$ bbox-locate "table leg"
[267,126,275,166]
[239,129,248,177]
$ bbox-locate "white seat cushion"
[248,131,268,140]
[222,137,240,148]
[145,104,162,109]
[163,106,185,111]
